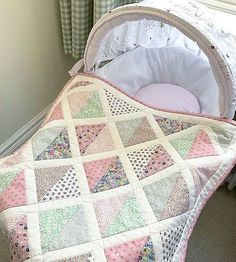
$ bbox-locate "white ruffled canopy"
[84,0,236,119]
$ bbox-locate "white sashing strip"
[27,208,42,260]
[73,161,91,197]
[25,169,38,205]
[99,88,112,117]
[107,122,124,150]
[62,95,81,158]
[131,182,157,225]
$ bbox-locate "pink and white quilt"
[0,74,236,262]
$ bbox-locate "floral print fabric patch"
[83,156,129,193]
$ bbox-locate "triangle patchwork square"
[186,130,218,159]
[170,130,198,159]
[116,117,156,147]
[141,145,174,179]
[160,223,185,261]
[105,90,140,115]
[190,164,220,199]
[46,206,89,252]
[76,123,105,155]
[143,172,180,221]
[69,91,104,119]
[212,127,234,152]
[76,124,115,155]
[0,172,18,194]
[39,205,85,252]
[128,144,174,180]
[94,194,129,235]
[154,116,195,136]
[105,236,155,261]
[84,156,128,193]
[5,215,30,261]
[40,167,80,202]
[68,92,92,117]
[85,125,115,155]
[83,157,115,190]
[160,175,190,220]
[0,171,26,212]
[35,165,72,202]
[105,195,145,237]
[127,144,157,179]
[33,128,72,161]
[47,102,64,123]
[75,92,105,118]
[94,194,145,237]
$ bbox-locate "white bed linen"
[95,46,219,116]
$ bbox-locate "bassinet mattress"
[0,74,236,262]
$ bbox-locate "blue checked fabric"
[60,0,141,59]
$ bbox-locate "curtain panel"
[60,0,141,59]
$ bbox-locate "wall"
[0,0,75,146]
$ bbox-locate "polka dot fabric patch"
[105,90,140,115]
[127,145,174,180]
[3,215,30,261]
[105,236,155,261]
[35,166,80,202]
[160,223,185,261]
[186,130,218,159]
[76,124,115,155]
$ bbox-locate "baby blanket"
[0,74,236,262]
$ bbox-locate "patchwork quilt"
[0,74,236,262]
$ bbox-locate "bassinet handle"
[69,59,84,77]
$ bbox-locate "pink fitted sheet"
[134,83,201,113]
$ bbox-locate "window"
[198,0,236,14]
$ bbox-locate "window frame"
[198,0,236,15]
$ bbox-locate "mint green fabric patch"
[46,207,89,252]
[170,131,198,159]
[39,205,83,252]
[106,196,145,236]
[75,93,104,118]
[0,172,18,194]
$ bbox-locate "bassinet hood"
[83,0,236,119]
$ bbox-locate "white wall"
[0,0,75,145]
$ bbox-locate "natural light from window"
[198,0,236,34]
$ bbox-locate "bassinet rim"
[83,4,236,119]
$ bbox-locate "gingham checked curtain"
[60,0,141,59]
